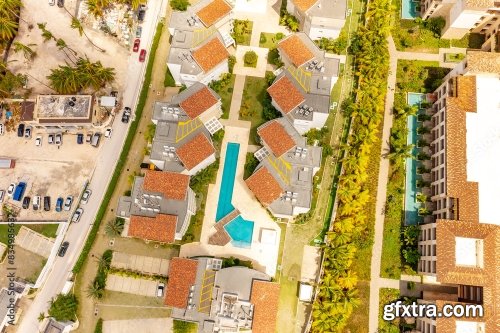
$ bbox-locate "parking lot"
[106,274,163,297]
[0,129,101,221]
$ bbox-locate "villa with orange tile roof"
[414,52,500,333]
[166,257,280,333]
[268,33,339,134]
[286,0,347,39]
[246,118,322,218]
[167,0,234,87]
[149,83,222,175]
[116,170,197,243]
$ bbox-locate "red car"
[139,49,146,62]
[133,39,140,52]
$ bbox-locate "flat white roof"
[455,237,483,267]
[456,321,485,333]
[466,75,500,225]
[299,283,313,302]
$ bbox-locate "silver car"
[72,208,83,223]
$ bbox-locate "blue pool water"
[405,93,425,225]
[224,216,255,248]
[215,142,254,247]
[401,0,419,19]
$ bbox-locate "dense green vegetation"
[48,293,78,321]
[243,50,258,67]
[315,30,349,54]
[310,0,393,330]
[0,0,21,43]
[378,288,401,332]
[173,320,198,333]
[86,250,113,300]
[232,19,253,46]
[222,256,253,269]
[208,73,235,119]
[94,318,103,333]
[169,0,189,11]
[244,153,259,180]
[73,22,164,273]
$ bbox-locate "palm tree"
[12,42,36,60]
[37,312,46,322]
[86,281,104,299]
[105,218,124,237]
[68,14,105,52]
[0,16,18,41]
[386,143,414,164]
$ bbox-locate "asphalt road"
[15,0,166,331]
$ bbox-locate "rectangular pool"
[401,0,419,19]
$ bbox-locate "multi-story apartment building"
[167,0,234,86]
[416,51,500,332]
[286,0,347,39]
[420,0,500,51]
[267,33,339,134]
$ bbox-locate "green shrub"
[222,256,253,269]
[94,318,103,333]
[244,153,259,180]
[48,293,78,322]
[164,67,176,87]
[170,0,189,11]
[243,51,258,67]
[72,22,164,274]
[260,34,267,44]
[228,55,236,73]
[275,32,284,40]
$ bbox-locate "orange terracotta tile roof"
[176,133,215,171]
[267,76,305,114]
[245,167,284,205]
[143,170,190,201]
[196,0,232,27]
[128,214,177,243]
[466,51,500,74]
[250,281,280,333]
[192,38,229,73]
[179,86,219,119]
[164,258,199,308]
[278,35,315,67]
[291,0,320,12]
[258,120,295,157]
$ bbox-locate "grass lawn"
[233,20,253,46]
[173,320,198,333]
[259,32,283,49]
[163,67,176,87]
[444,52,465,63]
[239,76,270,145]
[344,281,370,333]
[214,74,235,119]
[378,288,401,332]
[0,224,58,244]
[243,153,259,180]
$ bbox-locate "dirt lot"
[0,130,99,221]
[7,0,128,95]
[0,246,45,287]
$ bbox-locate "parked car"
[13,182,26,201]
[104,128,112,138]
[35,135,42,146]
[58,241,69,257]
[0,190,4,203]
[91,132,101,147]
[55,133,62,145]
[72,208,83,223]
[63,195,73,211]
[49,0,55,5]
[57,0,64,7]
[121,107,131,123]
[81,189,92,204]
[137,7,146,22]
[86,132,93,143]
[7,183,15,197]
[17,124,25,137]
[135,26,142,38]
[0,123,4,135]
[55,197,63,212]
[156,282,165,297]
[133,38,140,52]
[22,196,31,209]
[44,196,51,211]
[24,126,32,138]
[77,133,84,144]
[33,195,41,210]
[48,133,55,144]
[139,49,146,62]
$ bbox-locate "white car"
[55,133,62,145]
[81,189,92,204]
[104,128,112,138]
[35,136,42,146]
[156,283,165,297]
[7,183,15,197]
[33,195,41,210]
[72,208,83,223]
[48,0,55,5]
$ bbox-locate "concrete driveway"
[106,274,160,297]
[111,252,169,276]
[103,318,173,333]
[15,226,55,258]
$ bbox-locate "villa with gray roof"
[286,0,347,39]
[246,118,322,218]
[167,0,234,87]
[116,170,196,243]
[150,83,222,175]
[165,257,280,333]
[268,33,338,134]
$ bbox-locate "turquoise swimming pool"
[405,93,424,225]
[401,0,419,19]
[216,142,254,247]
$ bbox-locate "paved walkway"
[228,75,246,121]
[368,36,398,333]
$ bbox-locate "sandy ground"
[0,246,45,287]
[0,130,99,221]
[7,0,128,95]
